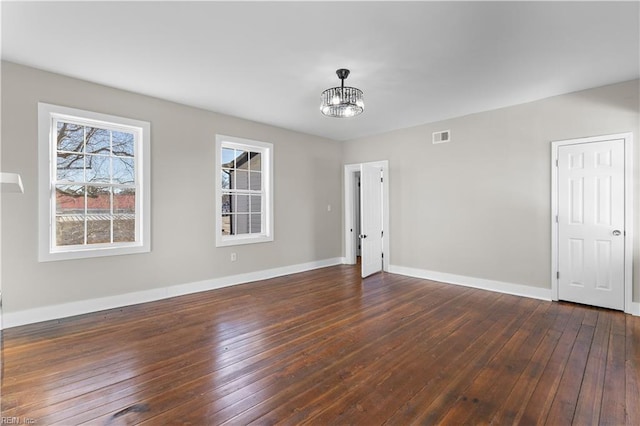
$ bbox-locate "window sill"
[215,234,273,248]
[39,243,150,262]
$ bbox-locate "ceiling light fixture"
[320,69,364,118]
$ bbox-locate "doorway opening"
[344,161,390,278]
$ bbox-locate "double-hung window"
[38,103,150,261]
[215,135,273,246]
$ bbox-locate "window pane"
[249,152,261,171]
[234,170,249,190]
[222,214,232,235]
[221,170,231,190]
[112,131,134,157]
[87,218,111,244]
[56,185,85,246]
[222,148,236,168]
[235,194,249,213]
[114,188,135,214]
[86,184,111,246]
[85,127,111,155]
[57,154,84,182]
[86,185,111,215]
[250,214,262,233]
[250,195,261,213]
[234,214,249,235]
[56,185,85,215]
[114,187,136,242]
[57,122,84,153]
[85,155,110,183]
[222,193,232,213]
[113,157,135,184]
[250,171,261,191]
[56,217,85,246]
[114,217,135,242]
[236,150,249,170]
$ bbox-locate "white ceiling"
[2,1,639,141]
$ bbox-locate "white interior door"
[360,164,383,278]
[557,139,625,310]
[355,173,361,257]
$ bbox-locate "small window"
[38,103,150,261]
[215,135,273,246]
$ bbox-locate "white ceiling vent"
[432,130,450,144]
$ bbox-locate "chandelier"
[320,69,364,118]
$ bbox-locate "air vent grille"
[432,130,450,144]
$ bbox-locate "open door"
[360,163,383,278]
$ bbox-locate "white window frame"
[38,103,151,262]
[215,134,273,247]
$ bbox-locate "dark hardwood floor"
[1,264,639,425]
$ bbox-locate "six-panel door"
[557,139,625,310]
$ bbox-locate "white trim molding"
[37,103,151,262]
[214,134,274,247]
[389,264,553,301]
[2,257,343,329]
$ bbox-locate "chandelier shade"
[320,69,364,118]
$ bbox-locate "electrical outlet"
[231,252,237,262]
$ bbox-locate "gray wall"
[2,61,638,318]
[1,62,343,313]
[342,79,640,301]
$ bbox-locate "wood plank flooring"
[1,265,639,425]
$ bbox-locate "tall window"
[215,135,273,246]
[38,103,150,261]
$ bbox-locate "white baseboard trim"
[166,257,343,298]
[2,257,343,330]
[630,302,640,316]
[388,264,554,301]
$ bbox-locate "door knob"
[612,230,622,236]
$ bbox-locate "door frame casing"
[551,133,634,313]
[344,161,390,270]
